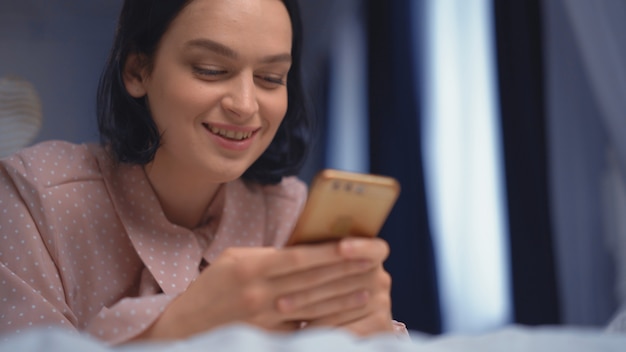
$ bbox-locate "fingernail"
[340,238,362,254]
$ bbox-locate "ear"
[122,53,148,98]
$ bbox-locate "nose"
[221,72,259,120]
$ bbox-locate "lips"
[203,123,256,141]
[202,123,260,152]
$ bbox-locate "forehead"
[164,0,293,54]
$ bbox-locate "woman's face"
[127,0,292,183]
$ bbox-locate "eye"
[192,66,228,79]
[255,74,286,89]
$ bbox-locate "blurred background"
[1,0,625,336]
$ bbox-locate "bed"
[1,324,624,352]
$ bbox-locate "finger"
[266,320,303,333]
[284,289,370,322]
[337,311,395,336]
[306,306,394,336]
[271,260,376,304]
[304,280,393,332]
[338,237,390,261]
[275,269,376,314]
[216,244,344,282]
[264,242,346,277]
[305,304,370,328]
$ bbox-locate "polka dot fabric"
[0,141,307,344]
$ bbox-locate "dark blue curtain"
[493,0,561,325]
[366,0,441,334]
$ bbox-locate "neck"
[144,158,223,229]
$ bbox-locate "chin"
[205,164,249,183]
[198,153,264,183]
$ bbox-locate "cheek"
[263,92,289,129]
[149,82,206,130]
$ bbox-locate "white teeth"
[208,125,252,140]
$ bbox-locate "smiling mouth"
[203,123,256,141]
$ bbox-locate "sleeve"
[83,265,177,345]
[1,152,174,346]
[0,156,78,336]
[84,294,176,345]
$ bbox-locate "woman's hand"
[137,240,380,340]
[278,237,395,336]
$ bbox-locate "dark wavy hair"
[97,0,311,184]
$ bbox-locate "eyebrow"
[185,38,292,64]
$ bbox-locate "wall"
[0,0,122,145]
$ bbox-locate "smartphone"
[286,169,400,245]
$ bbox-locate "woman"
[0,0,405,344]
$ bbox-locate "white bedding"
[1,324,624,352]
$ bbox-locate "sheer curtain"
[418,0,512,333]
[325,6,369,173]
[545,0,626,326]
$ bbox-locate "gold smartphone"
[286,169,401,245]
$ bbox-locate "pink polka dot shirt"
[0,141,307,344]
